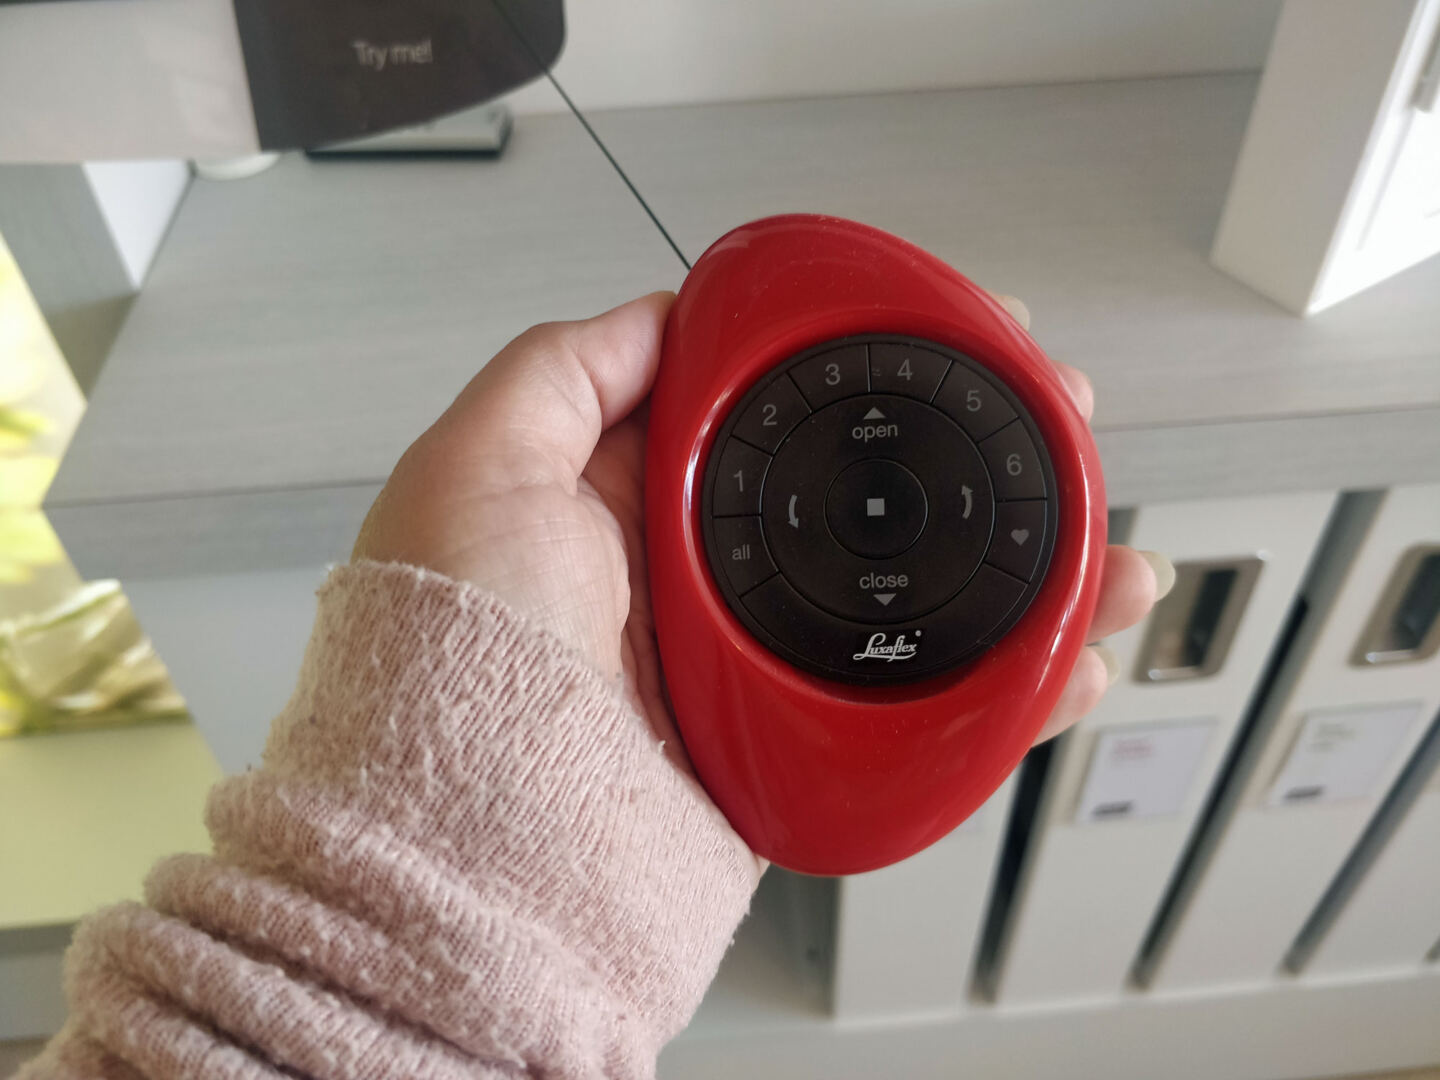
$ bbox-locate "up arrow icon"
[862,407,885,420]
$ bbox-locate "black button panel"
[761,395,995,623]
[702,336,1058,684]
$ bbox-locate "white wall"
[1,0,1284,148]
[508,0,1283,113]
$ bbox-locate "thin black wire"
[541,69,692,272]
[488,0,691,271]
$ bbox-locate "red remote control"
[645,215,1105,874]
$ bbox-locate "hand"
[353,292,1169,773]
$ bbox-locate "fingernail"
[1093,644,1122,685]
[1139,550,1176,601]
[1002,296,1032,331]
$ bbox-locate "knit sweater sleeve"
[19,561,759,1080]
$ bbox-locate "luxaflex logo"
[852,631,921,662]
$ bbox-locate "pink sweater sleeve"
[20,562,759,1080]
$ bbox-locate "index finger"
[988,291,1094,422]
[430,291,675,489]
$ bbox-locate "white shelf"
[45,74,1440,582]
[669,885,1440,1080]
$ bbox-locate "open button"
[825,459,928,559]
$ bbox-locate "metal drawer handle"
[1135,558,1264,683]
[1352,545,1440,666]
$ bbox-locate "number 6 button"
[980,419,1046,500]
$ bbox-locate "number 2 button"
[733,375,809,452]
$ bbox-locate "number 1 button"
[713,438,770,516]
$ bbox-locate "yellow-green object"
[0,581,186,737]
[0,723,221,928]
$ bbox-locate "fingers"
[429,291,675,489]
[1034,645,1113,742]
[1034,547,1175,742]
[1090,545,1168,642]
[986,289,1149,742]
[987,290,1093,422]
[1053,361,1094,423]
[989,292,1031,331]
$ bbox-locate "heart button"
[1011,528,1030,546]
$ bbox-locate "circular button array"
[703,336,1057,684]
[761,394,993,623]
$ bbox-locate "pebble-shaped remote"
[646,215,1105,874]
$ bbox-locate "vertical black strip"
[1282,706,1440,973]
[971,738,1061,999]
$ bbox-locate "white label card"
[1267,703,1421,807]
[1075,719,1215,824]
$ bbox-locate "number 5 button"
[980,419,1046,500]
[934,363,1015,441]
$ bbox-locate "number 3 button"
[732,375,810,452]
[791,345,869,408]
[980,420,1046,500]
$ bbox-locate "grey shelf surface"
[47,75,1440,581]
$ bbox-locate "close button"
[825,459,928,559]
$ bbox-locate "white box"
[1303,744,1440,978]
[994,492,1335,1005]
[1212,0,1440,314]
[1150,486,1440,991]
[830,780,1013,1020]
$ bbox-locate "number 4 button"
[869,343,949,400]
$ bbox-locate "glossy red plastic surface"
[645,215,1105,875]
